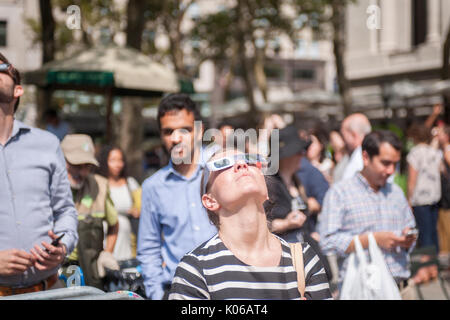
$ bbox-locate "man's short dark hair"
[362,130,402,158]
[157,93,201,130]
[0,52,21,113]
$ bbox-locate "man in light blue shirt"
[0,53,78,295]
[137,94,216,300]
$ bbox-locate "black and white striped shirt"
[168,234,332,300]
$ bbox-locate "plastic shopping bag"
[340,233,402,300]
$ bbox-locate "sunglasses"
[0,63,17,83]
[202,153,268,195]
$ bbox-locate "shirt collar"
[10,119,31,141]
[355,172,388,194]
[164,160,205,181]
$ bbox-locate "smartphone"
[405,228,418,237]
[45,233,65,253]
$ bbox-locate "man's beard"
[0,83,14,104]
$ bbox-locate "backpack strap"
[289,242,305,299]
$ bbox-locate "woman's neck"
[108,175,126,186]
[218,201,278,264]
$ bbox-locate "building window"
[412,0,427,46]
[264,65,284,80]
[293,68,315,80]
[0,21,7,47]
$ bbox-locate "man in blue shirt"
[137,94,216,300]
[0,53,78,296]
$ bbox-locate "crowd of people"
[1,51,450,300]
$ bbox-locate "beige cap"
[61,134,99,166]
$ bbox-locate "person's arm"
[425,104,442,128]
[344,232,404,254]
[48,145,79,255]
[104,194,119,253]
[407,164,418,206]
[137,182,166,300]
[444,146,450,167]
[271,210,307,234]
[318,188,354,257]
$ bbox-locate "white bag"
[340,233,402,300]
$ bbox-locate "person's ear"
[362,150,371,166]
[14,85,24,99]
[202,193,220,212]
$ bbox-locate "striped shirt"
[318,173,416,284]
[168,234,332,300]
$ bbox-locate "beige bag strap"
[289,242,305,299]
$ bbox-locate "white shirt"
[407,144,443,206]
[341,146,363,181]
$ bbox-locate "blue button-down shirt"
[318,173,416,283]
[0,120,78,287]
[137,161,217,300]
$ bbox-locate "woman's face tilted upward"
[203,150,269,213]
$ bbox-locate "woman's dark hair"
[311,126,330,163]
[0,52,21,113]
[97,145,128,179]
[362,130,402,158]
[157,93,201,130]
[407,122,432,144]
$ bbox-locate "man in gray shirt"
[0,53,78,296]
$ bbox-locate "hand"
[128,207,140,219]
[0,249,35,276]
[286,210,307,230]
[307,197,321,214]
[432,104,442,115]
[399,227,417,249]
[30,230,67,271]
[374,231,403,251]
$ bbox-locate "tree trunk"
[236,0,258,128]
[254,46,268,103]
[36,0,55,128]
[442,22,450,123]
[126,0,146,51]
[39,0,55,64]
[120,0,147,181]
[118,96,144,181]
[331,0,352,116]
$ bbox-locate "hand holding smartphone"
[405,228,418,238]
[45,233,65,253]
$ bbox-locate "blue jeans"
[413,204,439,252]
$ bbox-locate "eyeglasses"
[202,153,268,195]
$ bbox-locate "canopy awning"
[24,44,180,94]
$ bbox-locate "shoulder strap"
[289,242,305,299]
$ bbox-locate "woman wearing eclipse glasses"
[168,149,332,300]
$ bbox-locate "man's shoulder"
[142,165,171,189]
[93,174,108,185]
[18,121,60,147]
[330,176,357,191]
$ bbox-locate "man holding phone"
[319,130,418,300]
[0,53,78,296]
